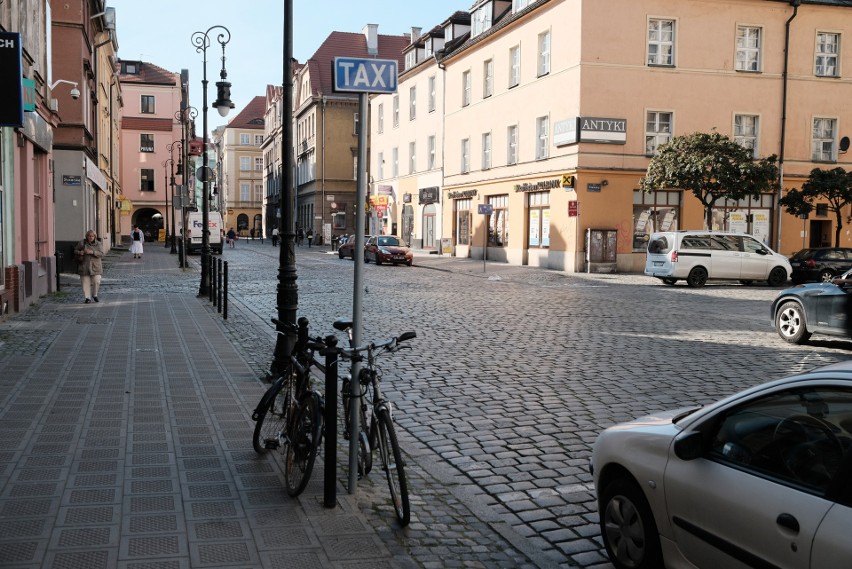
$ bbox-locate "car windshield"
[378,236,403,247]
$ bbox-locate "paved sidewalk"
[0,244,420,569]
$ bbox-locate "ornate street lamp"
[174,107,198,256]
[191,26,233,296]
[166,141,182,252]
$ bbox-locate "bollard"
[212,257,218,308]
[208,254,215,302]
[222,261,228,320]
[55,250,63,292]
[322,334,339,508]
[217,258,223,313]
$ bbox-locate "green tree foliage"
[640,131,779,229]
[780,167,852,247]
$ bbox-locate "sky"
[109,0,466,130]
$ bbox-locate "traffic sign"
[333,57,398,94]
[478,204,493,215]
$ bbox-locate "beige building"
[373,0,852,272]
[261,85,284,237]
[118,60,185,243]
[220,96,265,237]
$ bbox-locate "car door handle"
[776,513,800,534]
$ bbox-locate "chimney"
[410,27,422,43]
[363,24,379,55]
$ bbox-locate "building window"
[354,112,360,135]
[513,0,533,12]
[535,116,549,160]
[507,125,518,165]
[472,3,492,37]
[483,59,494,98]
[648,18,675,66]
[455,198,471,246]
[333,209,346,230]
[527,191,550,248]
[254,134,264,145]
[482,132,492,170]
[378,103,384,133]
[736,26,761,72]
[378,152,384,179]
[428,75,436,112]
[409,141,416,174]
[461,138,470,173]
[140,134,154,153]
[240,156,250,171]
[254,184,263,202]
[392,146,399,177]
[428,135,436,170]
[509,45,521,87]
[633,190,681,251]
[812,117,837,161]
[538,31,551,76]
[409,86,417,120]
[255,157,263,171]
[734,114,759,157]
[462,70,471,106]
[240,183,250,202]
[240,133,250,145]
[645,110,673,156]
[140,168,155,192]
[140,95,155,113]
[488,195,508,247]
[405,50,417,70]
[816,32,840,77]
[393,95,399,127]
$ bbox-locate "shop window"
[527,191,550,248]
[455,199,471,246]
[488,195,509,247]
[633,189,681,251]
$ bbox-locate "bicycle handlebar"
[337,331,416,360]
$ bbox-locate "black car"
[789,247,852,283]
[771,268,852,343]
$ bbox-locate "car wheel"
[767,267,788,287]
[406,260,413,267]
[364,252,370,264]
[600,476,662,569]
[686,267,708,288]
[338,250,345,259]
[818,270,834,282]
[775,301,811,344]
[375,255,382,266]
[662,278,677,285]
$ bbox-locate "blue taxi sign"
[333,57,398,94]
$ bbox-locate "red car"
[338,235,370,260]
[365,235,413,266]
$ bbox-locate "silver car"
[591,362,852,569]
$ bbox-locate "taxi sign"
[333,57,398,94]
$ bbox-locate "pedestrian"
[130,225,144,259]
[258,229,264,244]
[296,227,304,247]
[250,228,255,240]
[227,227,236,248]
[272,226,279,247]
[306,228,313,248]
[74,229,104,304]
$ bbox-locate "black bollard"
[322,334,339,508]
[212,257,218,308]
[217,258,222,313]
[222,261,228,320]
[208,254,215,302]
[55,250,63,292]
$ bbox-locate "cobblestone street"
[214,241,852,567]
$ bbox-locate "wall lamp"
[49,79,81,100]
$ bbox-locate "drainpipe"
[436,50,447,253]
[321,95,326,239]
[777,0,801,251]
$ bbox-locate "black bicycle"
[334,320,416,526]
[252,317,325,497]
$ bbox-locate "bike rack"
[321,335,339,508]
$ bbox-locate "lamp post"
[270,0,297,377]
[191,25,234,296]
[166,141,182,251]
[162,160,171,245]
[174,107,198,255]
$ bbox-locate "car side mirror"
[673,431,705,461]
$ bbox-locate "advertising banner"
[0,32,24,127]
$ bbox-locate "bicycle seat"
[333,319,353,332]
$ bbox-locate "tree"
[780,167,852,247]
[640,131,779,229]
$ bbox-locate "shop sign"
[419,186,439,204]
[514,179,561,192]
[448,189,478,199]
[62,175,82,186]
[0,32,23,127]
[555,116,627,146]
[568,201,579,217]
[587,183,602,192]
[403,193,412,203]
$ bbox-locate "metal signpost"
[333,56,398,494]
[478,203,493,272]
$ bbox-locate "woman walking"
[74,229,104,303]
[130,225,144,259]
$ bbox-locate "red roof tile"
[226,96,266,129]
[117,60,179,86]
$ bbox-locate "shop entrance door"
[422,204,436,249]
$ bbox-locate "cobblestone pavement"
[207,240,852,568]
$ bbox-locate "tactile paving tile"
[36,432,74,443]
[244,490,288,506]
[246,508,301,527]
[31,443,72,453]
[70,474,118,487]
[131,454,170,465]
[16,468,63,481]
[0,518,46,538]
[132,433,168,442]
[132,423,166,432]
[10,483,59,497]
[258,527,312,549]
[177,446,218,457]
[175,427,210,436]
[62,506,115,525]
[1,498,54,517]
[233,462,273,474]
[311,515,368,535]
[177,436,213,445]
[127,536,180,557]
[324,537,383,560]
[0,542,38,563]
[192,520,244,540]
[24,455,68,468]
[187,484,231,499]
[129,496,176,513]
[88,420,122,428]
[81,448,121,460]
[196,542,252,564]
[77,461,119,472]
[130,467,172,478]
[49,549,111,568]
[57,527,112,547]
[124,560,182,569]
[128,514,178,533]
[185,471,225,483]
[182,458,221,470]
[69,489,116,504]
[130,480,173,494]
[263,551,325,569]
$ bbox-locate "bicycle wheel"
[376,408,410,526]
[252,378,289,454]
[284,392,321,497]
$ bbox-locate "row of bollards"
[205,254,228,320]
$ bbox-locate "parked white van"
[184,211,224,254]
[645,231,791,287]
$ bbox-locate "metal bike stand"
[322,335,339,508]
